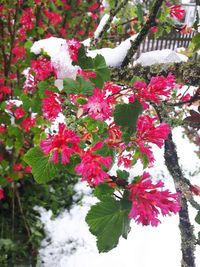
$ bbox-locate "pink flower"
[104,82,121,94]
[13,163,23,172]
[0,188,4,200]
[44,10,62,26]
[134,74,175,104]
[40,123,80,164]
[12,46,25,62]
[128,172,180,226]
[150,26,158,33]
[0,124,6,134]
[20,8,34,30]
[77,69,96,80]
[170,5,185,21]
[136,114,170,148]
[75,142,112,186]
[21,117,36,132]
[31,59,54,81]
[83,89,113,121]
[67,39,81,61]
[14,107,26,119]
[0,85,12,99]
[42,91,62,121]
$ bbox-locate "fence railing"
[134,29,194,59]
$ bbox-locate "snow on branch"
[121,0,165,67]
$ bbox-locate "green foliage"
[77,46,110,88]
[195,211,200,224]
[116,170,129,180]
[86,195,131,252]
[114,100,143,136]
[24,147,61,184]
[63,77,94,95]
[94,183,114,201]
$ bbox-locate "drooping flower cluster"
[21,117,36,132]
[42,90,62,121]
[83,88,113,121]
[128,172,180,226]
[133,73,175,104]
[75,142,112,186]
[170,5,185,21]
[134,114,170,164]
[136,114,170,148]
[67,39,81,61]
[31,58,54,81]
[40,123,80,164]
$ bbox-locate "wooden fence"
[134,29,194,59]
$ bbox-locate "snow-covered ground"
[37,127,200,267]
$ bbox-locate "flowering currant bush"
[0,0,200,265]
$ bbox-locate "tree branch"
[121,0,164,67]
[91,0,129,45]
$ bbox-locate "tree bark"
[164,133,196,267]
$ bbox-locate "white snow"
[135,49,188,66]
[31,37,79,89]
[94,14,110,39]
[38,127,200,267]
[87,34,138,67]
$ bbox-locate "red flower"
[40,123,80,164]
[0,85,12,99]
[104,82,121,94]
[42,91,62,121]
[170,5,185,21]
[31,59,54,81]
[13,163,23,172]
[75,142,112,186]
[44,10,62,27]
[0,188,4,200]
[136,114,170,148]
[21,117,36,132]
[67,39,81,61]
[150,26,158,33]
[128,172,180,226]
[83,89,113,121]
[20,8,34,30]
[134,74,175,104]
[190,185,200,196]
[14,107,26,119]
[0,124,6,134]
[12,46,25,62]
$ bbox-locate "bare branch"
[121,0,164,67]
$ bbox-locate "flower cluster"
[133,73,175,104]
[40,123,80,164]
[128,172,180,226]
[83,89,113,121]
[170,5,185,21]
[42,91,62,121]
[75,142,112,186]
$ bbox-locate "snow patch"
[31,37,79,89]
[135,49,188,66]
[94,14,110,39]
[87,35,138,67]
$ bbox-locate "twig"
[91,0,129,45]
[121,0,164,67]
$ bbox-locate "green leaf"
[195,211,200,224]
[63,77,93,95]
[86,196,131,252]
[116,170,129,180]
[114,100,143,135]
[91,55,110,88]
[94,183,114,201]
[23,147,61,184]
